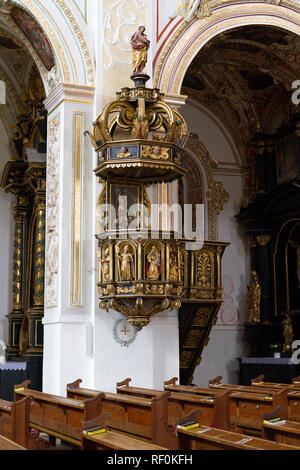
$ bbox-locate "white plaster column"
[93,309,179,393]
[43,83,96,396]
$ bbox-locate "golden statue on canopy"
[131,26,150,75]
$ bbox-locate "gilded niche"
[146,244,162,281]
[116,242,136,282]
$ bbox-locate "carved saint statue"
[169,251,179,282]
[245,270,261,323]
[101,247,111,282]
[282,314,293,353]
[288,239,300,288]
[131,26,150,75]
[117,244,135,281]
[147,246,161,281]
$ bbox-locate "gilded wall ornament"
[180,350,194,369]
[211,182,230,215]
[192,307,211,327]
[142,145,170,161]
[256,235,271,246]
[183,329,203,348]
[196,252,212,288]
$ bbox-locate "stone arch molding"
[185,134,229,241]
[154,1,300,95]
[0,0,95,94]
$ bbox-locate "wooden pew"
[14,380,104,448]
[67,380,175,449]
[0,395,40,449]
[208,375,300,425]
[293,375,300,386]
[262,405,300,447]
[287,390,300,422]
[115,377,231,431]
[68,378,231,434]
[81,412,168,450]
[228,387,289,433]
[177,424,300,450]
[209,375,277,394]
[252,374,300,391]
[0,417,26,451]
[164,377,290,434]
[163,377,221,397]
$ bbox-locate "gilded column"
[7,192,30,357]
[19,164,46,358]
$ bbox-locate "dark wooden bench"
[14,380,104,448]
[67,379,175,449]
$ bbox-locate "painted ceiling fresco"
[11,6,55,72]
[182,26,300,164]
[0,8,46,137]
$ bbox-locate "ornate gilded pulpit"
[86,71,229,383]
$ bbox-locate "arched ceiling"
[0,4,47,139]
[181,25,300,165]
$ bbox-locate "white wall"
[93,310,179,393]
[194,326,250,387]
[181,101,250,385]
[0,119,14,344]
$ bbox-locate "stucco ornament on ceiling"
[103,0,147,71]
[174,0,283,22]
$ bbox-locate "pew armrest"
[116,378,131,388]
[67,379,83,390]
[209,376,223,386]
[163,377,178,387]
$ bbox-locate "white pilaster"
[43,83,96,395]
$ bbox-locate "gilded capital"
[256,235,271,246]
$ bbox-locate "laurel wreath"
[113,318,137,347]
